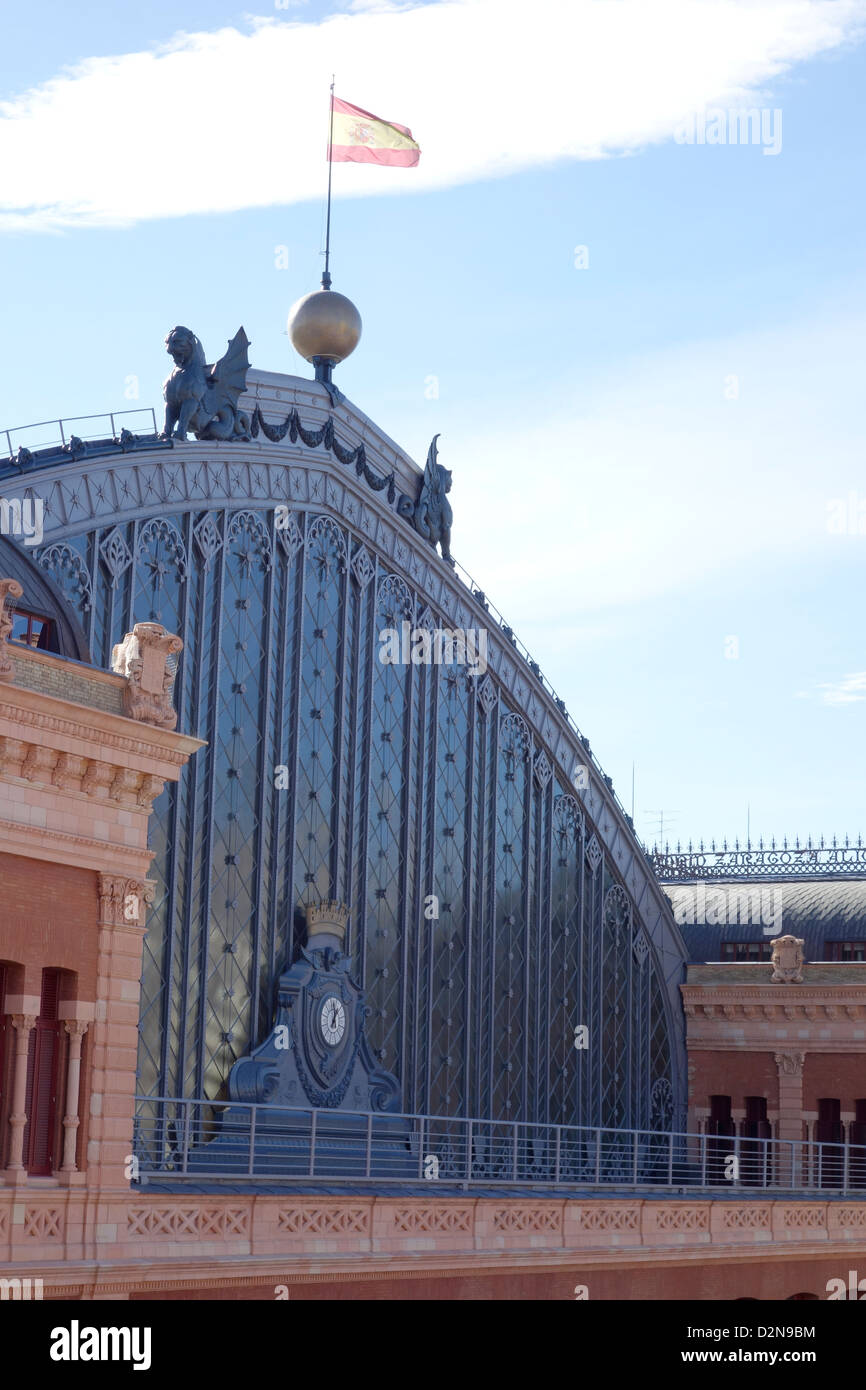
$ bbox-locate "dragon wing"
[206,327,251,412]
[423,434,441,494]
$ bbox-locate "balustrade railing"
[132,1097,866,1193]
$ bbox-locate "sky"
[1,0,864,849]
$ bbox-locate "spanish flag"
[328,97,421,168]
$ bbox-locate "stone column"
[6,1014,37,1176]
[85,874,153,1212]
[804,1117,815,1185]
[775,1051,805,1186]
[696,1116,706,1177]
[60,1020,89,1175]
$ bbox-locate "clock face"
[320,995,347,1047]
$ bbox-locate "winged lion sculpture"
[162,326,252,442]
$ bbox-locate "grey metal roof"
[661,877,866,961]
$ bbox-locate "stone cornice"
[0,687,204,769]
[681,984,866,1023]
[1,735,178,812]
[0,817,153,876]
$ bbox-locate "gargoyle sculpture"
[398,434,454,565]
[162,326,252,441]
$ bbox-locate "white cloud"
[0,0,863,231]
[815,673,866,705]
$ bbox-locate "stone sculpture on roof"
[162,326,251,442]
[398,434,454,565]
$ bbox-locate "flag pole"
[323,75,335,289]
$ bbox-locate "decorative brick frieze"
[277,1206,369,1236]
[772,1205,826,1238]
[722,1205,772,1231]
[23,1207,63,1240]
[5,1191,859,1293]
[835,1206,866,1230]
[128,1206,250,1239]
[571,1205,640,1233]
[391,1206,473,1234]
[491,1205,562,1234]
[653,1206,710,1233]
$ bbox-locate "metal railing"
[132,1097,866,1193]
[650,835,866,880]
[3,408,159,460]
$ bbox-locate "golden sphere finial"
[287,287,362,366]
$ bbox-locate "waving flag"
[328,97,421,167]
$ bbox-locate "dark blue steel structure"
[3,372,689,1135]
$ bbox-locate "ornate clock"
[320,995,347,1046]
[225,901,400,1113]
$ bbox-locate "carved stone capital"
[136,773,165,810]
[81,760,114,798]
[11,1013,38,1034]
[52,752,88,791]
[112,622,183,730]
[63,1019,89,1041]
[0,735,26,777]
[21,744,57,783]
[775,1051,806,1077]
[0,578,23,681]
[97,874,155,927]
[110,766,142,805]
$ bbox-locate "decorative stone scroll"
[112,622,183,730]
[0,578,23,681]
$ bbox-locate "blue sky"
[1,0,864,848]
